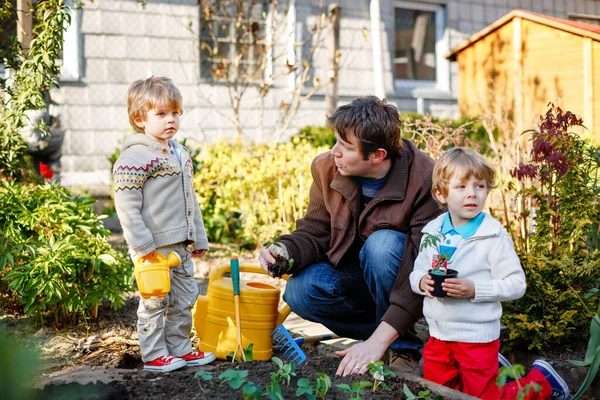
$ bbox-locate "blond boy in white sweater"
[410,147,569,400]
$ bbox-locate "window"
[199,1,270,83]
[59,0,81,81]
[394,1,448,90]
[0,0,80,81]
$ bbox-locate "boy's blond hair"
[432,147,497,203]
[127,76,183,133]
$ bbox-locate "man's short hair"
[432,147,497,201]
[127,76,183,133]
[326,96,402,159]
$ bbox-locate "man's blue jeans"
[283,230,423,354]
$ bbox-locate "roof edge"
[445,8,600,61]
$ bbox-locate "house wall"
[55,0,600,192]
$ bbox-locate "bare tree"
[193,0,340,142]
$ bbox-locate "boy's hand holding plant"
[419,232,458,298]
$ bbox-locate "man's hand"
[258,242,290,275]
[442,278,475,299]
[335,321,398,376]
[335,340,388,377]
[419,275,435,299]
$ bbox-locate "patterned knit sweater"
[113,134,208,257]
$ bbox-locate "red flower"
[39,162,54,180]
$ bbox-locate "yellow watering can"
[193,264,291,361]
[134,251,181,299]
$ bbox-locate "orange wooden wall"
[456,19,599,138]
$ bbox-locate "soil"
[268,254,291,278]
[36,349,434,400]
[2,245,599,399]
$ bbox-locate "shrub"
[400,114,485,161]
[294,125,335,148]
[193,139,329,248]
[501,105,600,351]
[0,180,133,324]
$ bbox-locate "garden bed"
[37,349,471,400]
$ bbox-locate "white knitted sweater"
[113,134,208,257]
[409,212,526,343]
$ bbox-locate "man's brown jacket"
[278,139,441,336]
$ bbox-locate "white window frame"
[393,1,449,92]
[60,0,82,81]
[199,2,271,83]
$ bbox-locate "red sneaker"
[143,355,186,372]
[181,351,216,366]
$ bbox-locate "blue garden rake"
[270,324,339,365]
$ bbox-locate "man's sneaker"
[143,355,187,372]
[181,351,216,366]
[383,349,420,374]
[532,359,570,400]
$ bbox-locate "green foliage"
[0,180,134,324]
[0,0,70,180]
[496,363,541,399]
[218,369,249,390]
[366,360,396,392]
[193,139,329,247]
[294,125,335,148]
[194,370,214,392]
[227,342,255,362]
[568,288,600,399]
[271,356,296,386]
[266,378,284,400]
[242,382,263,400]
[502,106,600,351]
[336,381,372,399]
[402,384,443,400]
[295,372,331,399]
[0,329,39,400]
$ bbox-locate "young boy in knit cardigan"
[113,76,215,372]
[409,147,569,399]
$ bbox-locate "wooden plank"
[584,38,594,133]
[514,17,523,134]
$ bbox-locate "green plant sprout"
[336,381,372,399]
[218,369,248,390]
[242,382,263,400]
[568,286,600,399]
[403,384,443,400]
[227,343,255,362]
[497,364,541,399]
[194,370,214,392]
[314,372,332,399]
[266,378,284,400]
[419,232,450,275]
[296,378,316,399]
[271,356,296,386]
[366,360,396,391]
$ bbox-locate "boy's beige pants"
[135,244,200,362]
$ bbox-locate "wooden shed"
[446,9,600,136]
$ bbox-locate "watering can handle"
[208,263,291,324]
[230,256,240,296]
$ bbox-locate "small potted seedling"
[265,239,294,278]
[420,232,458,297]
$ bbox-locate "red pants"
[423,337,551,400]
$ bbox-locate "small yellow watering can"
[193,264,290,361]
[134,251,181,299]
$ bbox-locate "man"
[259,96,441,376]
